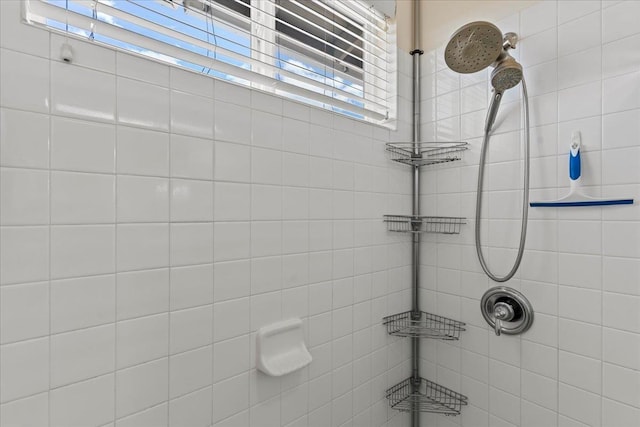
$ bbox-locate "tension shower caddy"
[381,1,468,422]
[382,144,470,418]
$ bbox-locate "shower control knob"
[493,301,515,336]
[481,286,534,336]
[493,301,515,321]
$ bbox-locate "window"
[24,0,395,123]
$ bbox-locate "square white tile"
[116,313,169,369]
[117,175,169,223]
[117,126,170,177]
[0,282,49,344]
[50,324,115,388]
[50,374,115,427]
[51,116,115,173]
[51,274,115,334]
[0,338,49,403]
[0,168,49,225]
[51,171,115,224]
[117,268,170,320]
[170,263,214,310]
[171,90,214,139]
[116,224,169,272]
[117,78,170,130]
[170,134,214,180]
[0,226,49,285]
[0,49,49,113]
[170,223,213,266]
[51,62,116,122]
[0,109,49,169]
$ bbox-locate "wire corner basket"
[386,142,469,166]
[383,215,466,234]
[386,377,468,415]
[383,310,466,340]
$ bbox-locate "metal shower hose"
[475,77,530,282]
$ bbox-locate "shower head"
[445,21,523,92]
[444,21,504,74]
[491,56,523,92]
[445,21,524,133]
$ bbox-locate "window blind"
[24,0,395,122]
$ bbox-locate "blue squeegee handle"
[569,144,581,181]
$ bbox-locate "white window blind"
[24,0,395,122]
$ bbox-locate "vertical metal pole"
[410,1,423,426]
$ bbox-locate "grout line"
[113,56,119,425]
[599,3,606,424]
[553,2,561,425]
[166,76,172,426]
[246,103,254,425]
[47,27,53,424]
[211,87,216,427]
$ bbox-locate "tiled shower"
[418,1,640,426]
[0,0,639,427]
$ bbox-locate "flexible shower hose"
[475,77,530,282]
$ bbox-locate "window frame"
[23,0,396,125]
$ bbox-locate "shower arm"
[503,32,518,49]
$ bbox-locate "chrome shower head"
[445,21,524,133]
[445,21,523,92]
[444,21,503,74]
[491,56,523,92]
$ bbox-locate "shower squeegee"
[530,132,634,207]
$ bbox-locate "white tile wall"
[0,1,413,426]
[421,1,640,426]
[6,0,639,425]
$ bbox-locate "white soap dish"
[256,318,312,377]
